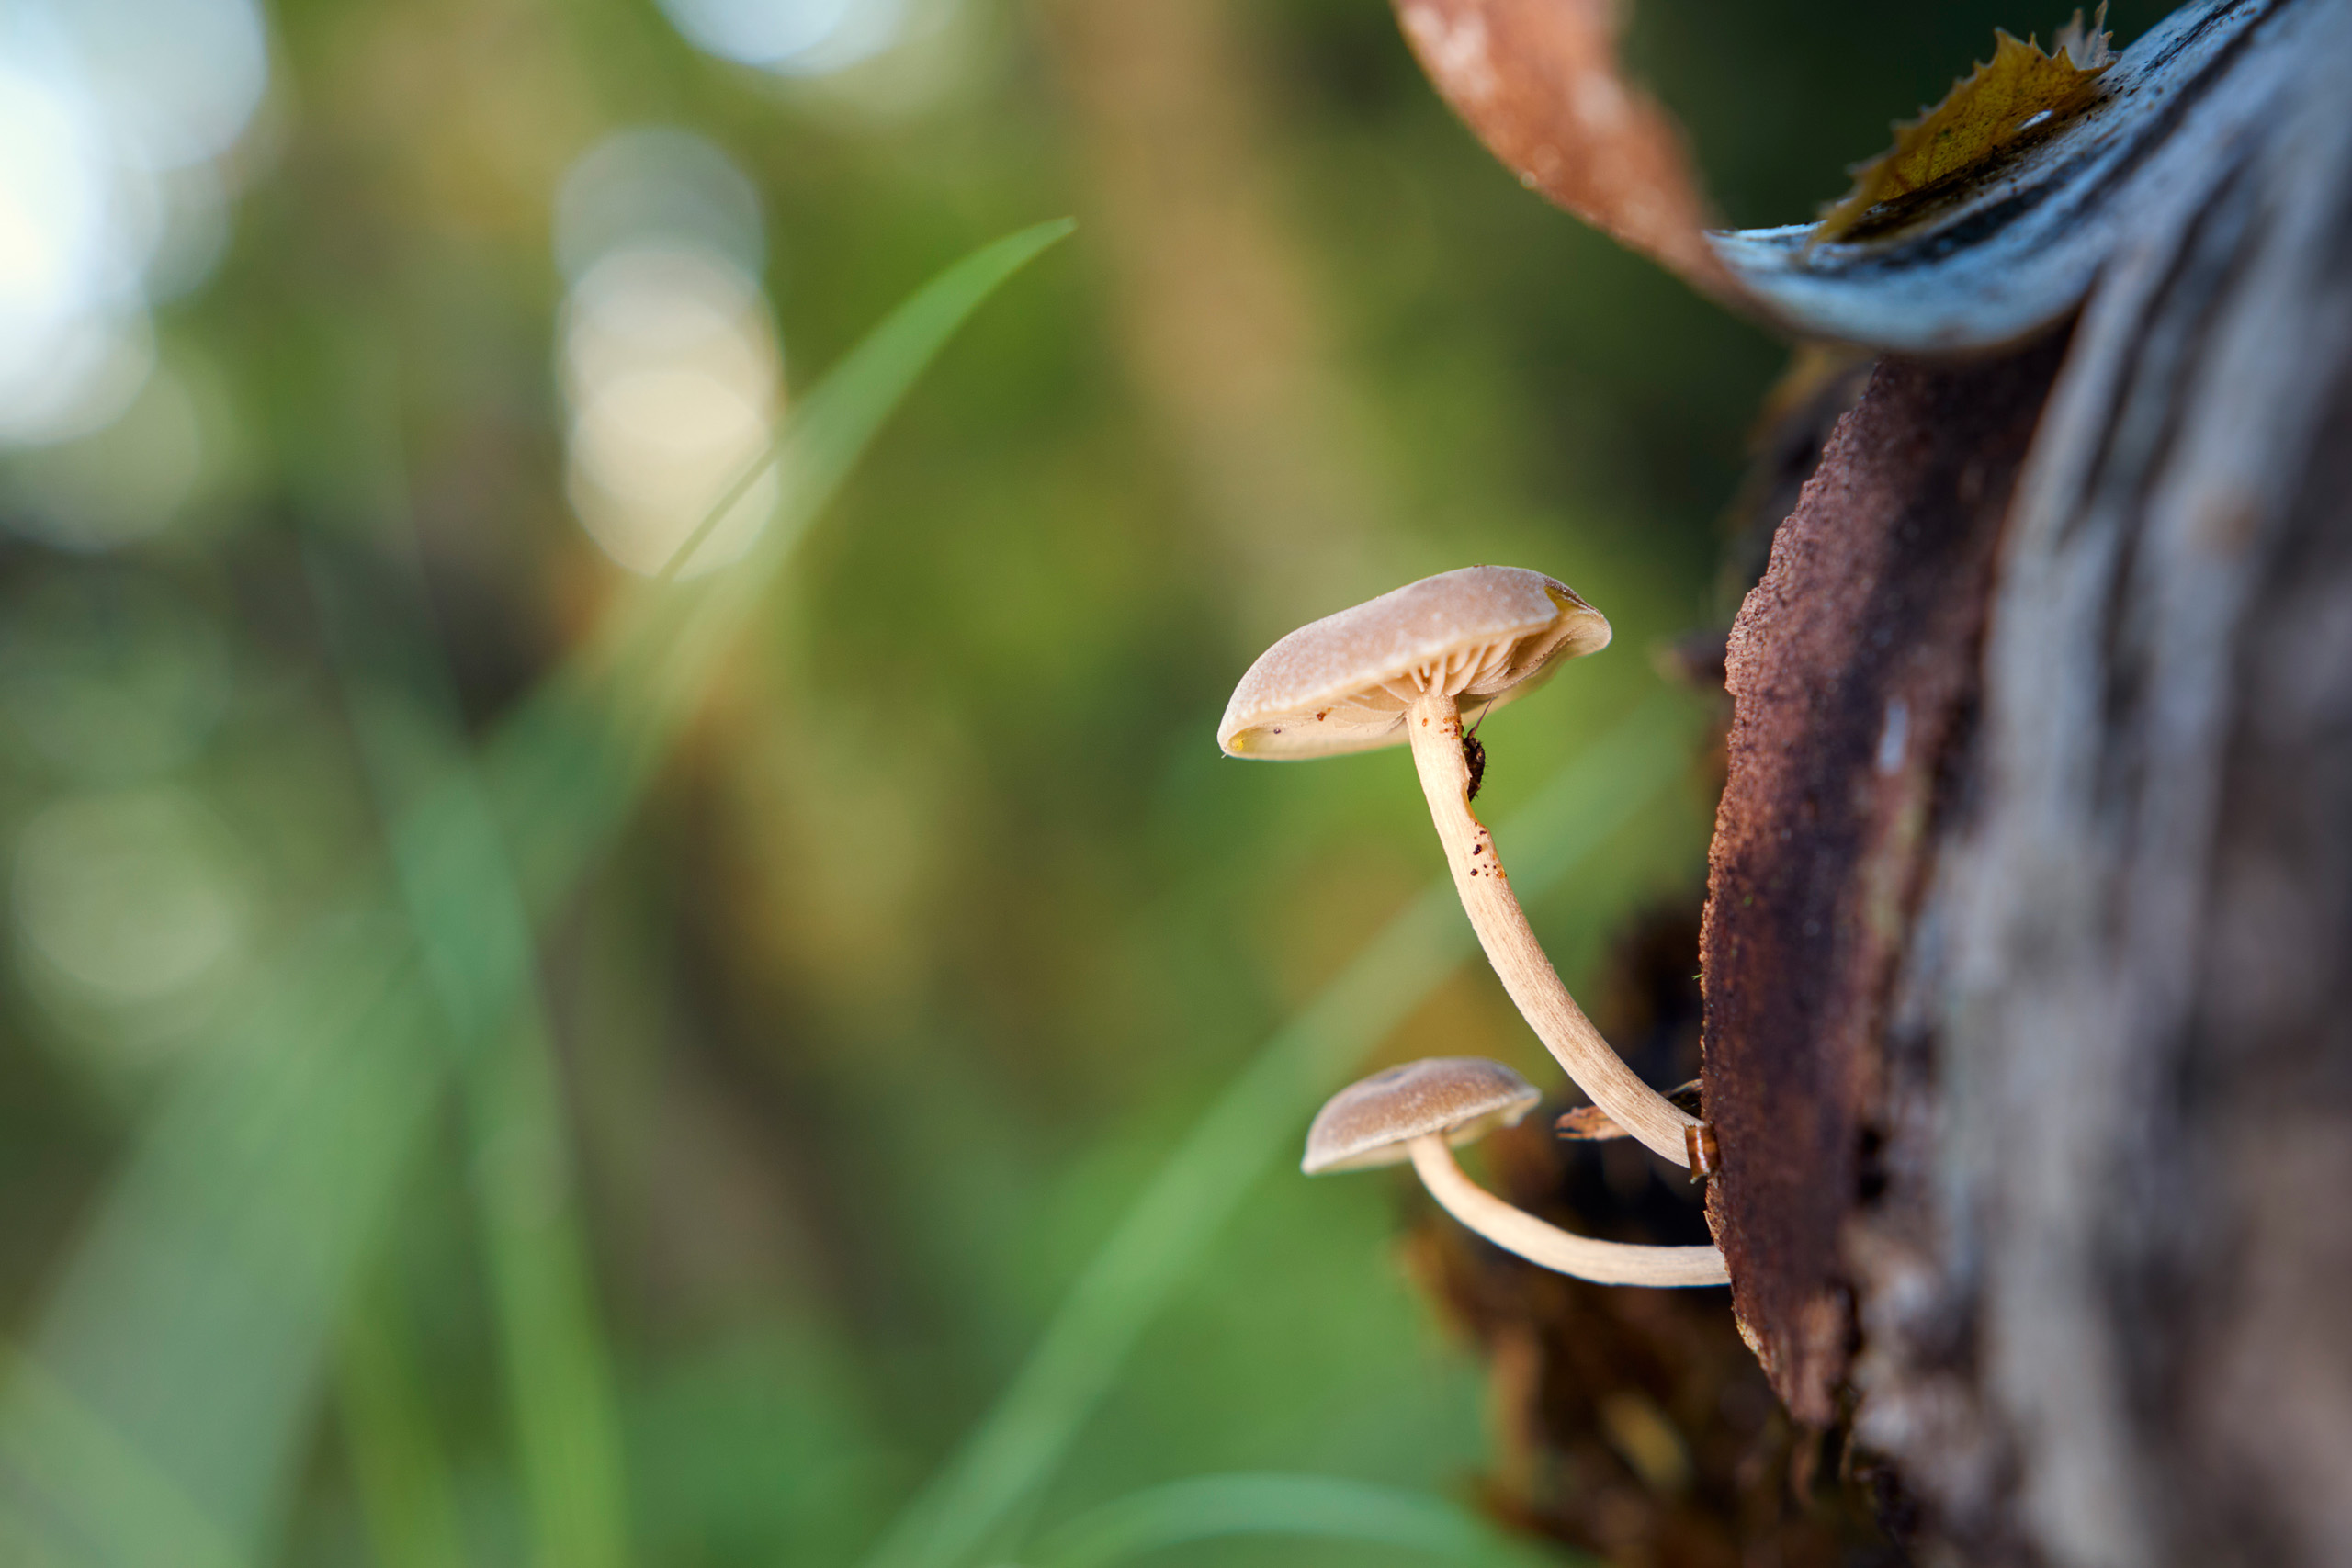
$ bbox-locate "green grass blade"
[465,1018,628,1568]
[860,694,1704,1568]
[4,920,442,1557]
[315,545,631,1568]
[0,221,1071,1566]
[1027,1472,1575,1568]
[0,1348,250,1568]
[336,1285,468,1568]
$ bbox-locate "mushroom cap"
[1217,566,1611,760]
[1302,1056,1542,1174]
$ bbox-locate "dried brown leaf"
[1390,0,1738,301]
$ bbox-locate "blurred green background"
[0,1,2168,1564]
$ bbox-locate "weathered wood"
[1714,0,2312,352]
[1383,0,2352,1553]
[1845,8,2352,1558]
[1702,338,2068,1428]
[1391,0,2321,351]
[1708,4,2352,1560]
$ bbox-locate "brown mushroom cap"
[1302,1056,1542,1174]
[1217,566,1611,760]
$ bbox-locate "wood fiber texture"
[1696,6,2352,1561]
[1700,341,2067,1427]
[1381,0,2352,1554]
[1845,9,2352,1559]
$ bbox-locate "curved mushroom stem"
[1407,1135,1728,1288]
[1406,689,1698,1167]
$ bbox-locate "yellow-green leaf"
[1812,9,2114,246]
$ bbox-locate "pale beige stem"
[1407,1136,1727,1288]
[1406,689,1696,1166]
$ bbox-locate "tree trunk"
[1701,6,2352,1562]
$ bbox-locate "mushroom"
[1303,1057,1727,1288]
[1219,566,1700,1168]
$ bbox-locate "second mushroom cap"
[1302,1055,1542,1174]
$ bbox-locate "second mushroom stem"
[1407,1135,1726,1285]
[1406,690,1698,1167]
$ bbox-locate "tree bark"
[1702,6,2352,1562]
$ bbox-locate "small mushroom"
[1303,1057,1728,1288]
[1220,566,1700,1168]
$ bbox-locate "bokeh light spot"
[554,126,765,284]
[555,131,783,579]
[40,0,269,171]
[0,0,266,450]
[656,0,909,76]
[13,785,249,1004]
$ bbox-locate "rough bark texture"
[1702,340,2070,1428]
[1703,4,2352,1562]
